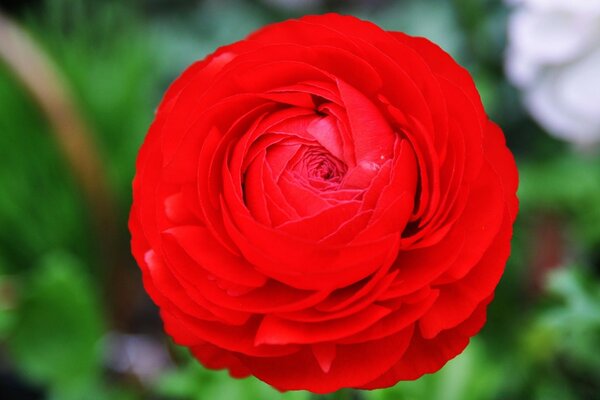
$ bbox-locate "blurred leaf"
[0,253,17,340]
[509,266,600,400]
[24,0,160,217]
[0,63,93,271]
[7,252,106,400]
[518,154,600,247]
[540,267,600,371]
[0,278,18,341]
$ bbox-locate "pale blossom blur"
[505,0,600,146]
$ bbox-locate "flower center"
[304,148,346,183]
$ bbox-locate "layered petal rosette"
[129,14,518,393]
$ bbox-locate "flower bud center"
[304,148,346,183]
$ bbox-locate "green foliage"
[6,252,105,399]
[24,0,162,217]
[0,63,92,271]
[156,358,311,400]
[519,153,600,247]
[0,274,18,341]
[535,268,600,373]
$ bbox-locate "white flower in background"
[505,0,600,145]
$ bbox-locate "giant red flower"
[129,14,518,393]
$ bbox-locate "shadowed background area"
[0,0,599,399]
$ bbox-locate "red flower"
[129,14,518,393]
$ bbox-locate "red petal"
[240,326,414,393]
[255,304,391,345]
[312,343,336,374]
[162,225,266,287]
[190,343,250,378]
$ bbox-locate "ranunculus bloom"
[505,0,600,145]
[130,14,518,393]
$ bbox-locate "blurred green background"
[0,0,599,399]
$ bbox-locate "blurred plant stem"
[529,212,566,295]
[311,389,365,400]
[0,13,125,325]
